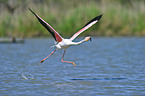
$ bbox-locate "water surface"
[0,37,145,95]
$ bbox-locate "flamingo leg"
[61,49,76,66]
[40,49,58,63]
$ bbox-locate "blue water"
[0,37,145,95]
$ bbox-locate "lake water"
[0,37,145,96]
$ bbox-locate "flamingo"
[29,8,102,66]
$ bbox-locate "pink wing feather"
[70,14,102,41]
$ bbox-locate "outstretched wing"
[29,8,63,42]
[70,14,102,41]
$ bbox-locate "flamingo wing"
[70,14,102,41]
[29,8,63,42]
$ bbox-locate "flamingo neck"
[75,39,86,45]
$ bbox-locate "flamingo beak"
[90,37,92,41]
[85,36,92,41]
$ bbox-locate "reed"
[0,0,145,37]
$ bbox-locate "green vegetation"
[0,0,145,38]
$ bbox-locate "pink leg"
[40,49,58,63]
[61,49,76,66]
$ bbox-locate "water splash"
[21,73,34,80]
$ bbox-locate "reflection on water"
[0,37,145,95]
[70,78,126,80]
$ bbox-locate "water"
[0,37,145,96]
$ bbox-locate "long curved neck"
[74,39,86,45]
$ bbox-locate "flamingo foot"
[61,58,76,66]
[40,59,45,63]
[72,62,76,66]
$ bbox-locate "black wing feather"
[29,8,57,41]
[82,14,103,28]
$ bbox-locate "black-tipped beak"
[90,37,92,41]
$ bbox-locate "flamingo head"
[84,36,92,41]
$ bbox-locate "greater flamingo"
[29,8,102,66]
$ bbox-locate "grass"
[0,0,145,38]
